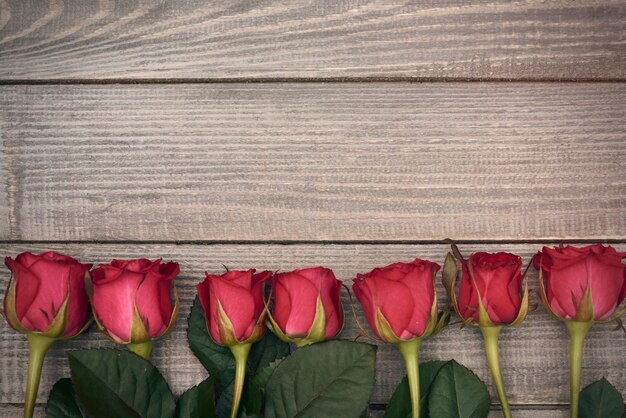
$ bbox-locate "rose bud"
[196,269,272,347]
[4,251,93,338]
[88,258,180,359]
[444,251,529,328]
[533,244,626,322]
[3,251,92,418]
[442,249,530,418]
[268,267,343,346]
[533,244,626,418]
[196,268,272,418]
[352,258,448,418]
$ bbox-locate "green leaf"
[46,378,87,418]
[69,349,176,418]
[187,297,236,391]
[247,331,290,374]
[580,378,625,418]
[427,360,490,418]
[188,296,290,416]
[175,377,217,418]
[384,360,449,418]
[264,340,376,418]
[187,297,289,389]
[244,358,287,415]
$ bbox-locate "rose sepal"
[215,298,266,347]
[537,266,563,321]
[267,294,327,347]
[442,252,475,327]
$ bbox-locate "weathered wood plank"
[0,243,624,407]
[1,83,625,242]
[0,137,11,239]
[0,405,44,418]
[0,0,624,80]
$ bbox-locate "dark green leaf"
[69,349,176,418]
[46,378,87,418]
[580,378,625,418]
[427,360,490,418]
[247,331,290,374]
[264,340,376,418]
[188,295,290,417]
[384,360,449,418]
[175,376,217,418]
[187,297,235,391]
[244,358,286,415]
[187,297,290,389]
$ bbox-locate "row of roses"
[4,244,626,418]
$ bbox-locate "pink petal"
[587,254,625,320]
[352,279,381,339]
[135,271,173,337]
[92,270,143,342]
[5,257,40,327]
[402,266,434,337]
[64,263,91,336]
[458,261,479,322]
[209,276,256,341]
[272,273,318,335]
[547,257,588,319]
[373,277,415,338]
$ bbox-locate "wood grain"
[1,243,624,408]
[0,0,624,80]
[1,83,625,242]
[0,137,11,239]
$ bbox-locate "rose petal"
[273,273,319,335]
[92,269,144,342]
[209,276,257,341]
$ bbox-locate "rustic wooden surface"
[1,83,624,242]
[0,0,625,80]
[1,0,625,416]
[0,243,624,413]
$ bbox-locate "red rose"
[533,244,626,321]
[197,269,271,346]
[352,258,440,342]
[89,258,179,343]
[270,267,343,345]
[4,251,92,338]
[457,252,524,325]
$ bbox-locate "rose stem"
[565,321,592,418]
[127,341,153,360]
[398,339,422,418]
[24,334,55,418]
[229,343,252,418]
[481,326,512,418]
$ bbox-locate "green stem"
[127,341,153,360]
[229,343,252,418]
[565,321,592,418]
[398,339,422,418]
[481,326,511,418]
[24,334,55,418]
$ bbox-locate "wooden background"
[0,1,624,417]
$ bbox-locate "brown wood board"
[0,0,624,80]
[1,83,624,242]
